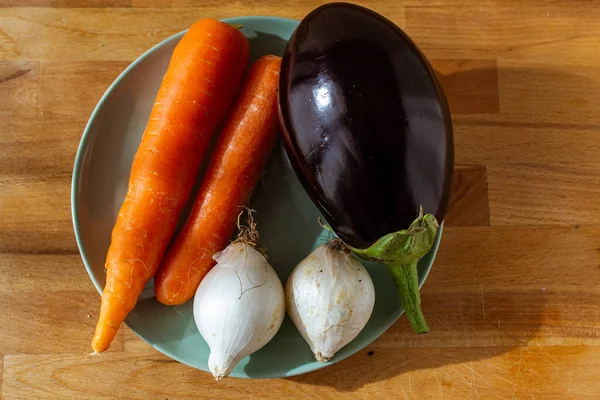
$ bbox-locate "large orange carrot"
[92,19,249,353]
[155,55,282,305]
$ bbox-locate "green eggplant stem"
[386,261,429,334]
[347,211,438,335]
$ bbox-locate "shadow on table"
[284,64,600,391]
[286,284,547,391]
[433,60,600,131]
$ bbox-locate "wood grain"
[1,1,600,398]
[488,163,600,225]
[453,116,600,165]
[1,114,84,175]
[445,166,490,226]
[429,226,600,291]
[406,7,600,127]
[129,0,579,8]
[3,0,130,6]
[0,174,76,254]
[497,61,600,126]
[0,6,403,62]
[0,254,92,291]
[0,9,218,61]
[2,61,132,175]
[405,5,600,64]
[433,59,499,114]
[2,346,599,399]
[38,61,128,118]
[0,291,121,355]
[130,0,406,22]
[0,61,37,118]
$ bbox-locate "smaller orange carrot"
[155,55,283,306]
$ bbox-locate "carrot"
[91,19,249,353]
[154,55,283,306]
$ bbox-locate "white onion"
[194,242,285,380]
[286,241,375,362]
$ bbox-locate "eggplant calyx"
[348,211,439,265]
[347,210,439,335]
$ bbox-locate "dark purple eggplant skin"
[278,2,454,249]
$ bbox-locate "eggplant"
[279,3,454,333]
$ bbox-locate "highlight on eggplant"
[278,2,454,334]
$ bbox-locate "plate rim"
[70,15,442,379]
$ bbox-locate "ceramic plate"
[71,16,443,379]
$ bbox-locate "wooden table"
[1,0,599,398]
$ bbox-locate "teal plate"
[71,16,443,379]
